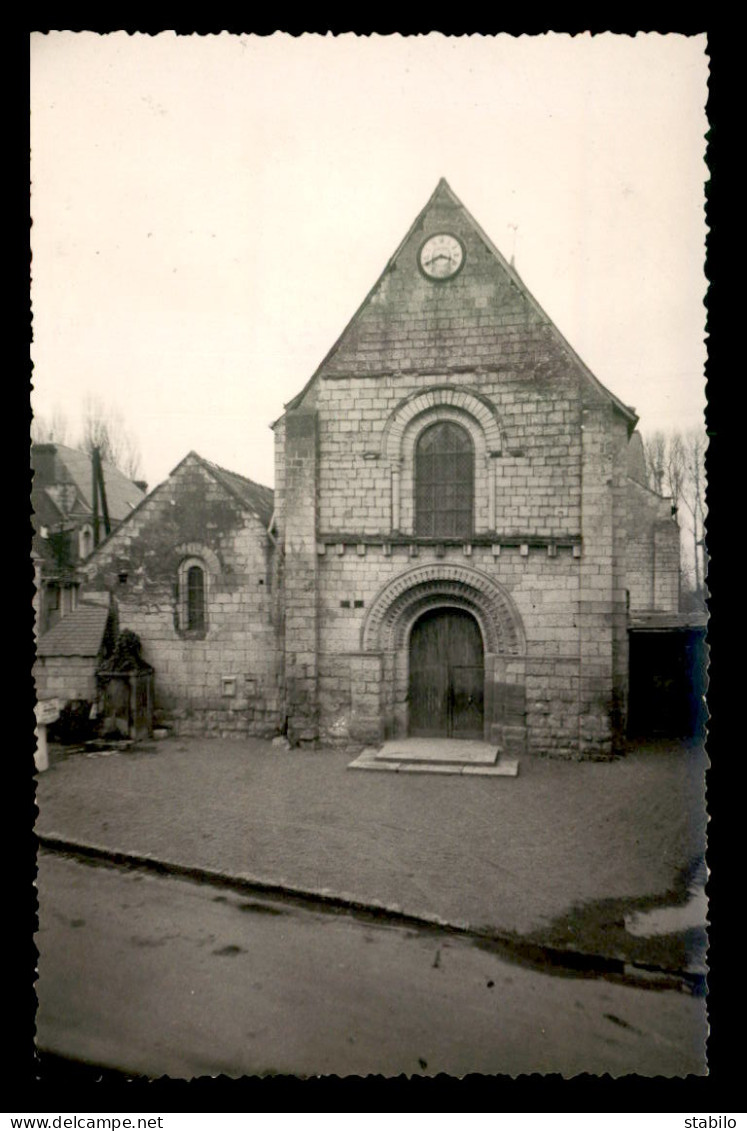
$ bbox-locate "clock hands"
[420,234,464,278]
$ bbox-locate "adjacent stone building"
[68,179,685,756]
[32,442,146,634]
[34,601,118,705]
[79,452,280,737]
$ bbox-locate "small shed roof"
[36,603,112,658]
[629,611,708,631]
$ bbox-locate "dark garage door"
[628,628,706,739]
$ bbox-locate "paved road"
[35,853,707,1079]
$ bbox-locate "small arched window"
[186,565,205,631]
[415,421,474,537]
[178,557,208,635]
[79,525,94,559]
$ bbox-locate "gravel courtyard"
[35,735,708,957]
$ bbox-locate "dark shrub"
[46,699,96,745]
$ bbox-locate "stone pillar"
[34,697,59,772]
[34,725,49,772]
[349,653,383,744]
[578,403,623,757]
[391,464,401,532]
[284,410,319,745]
[610,417,630,747]
[485,652,527,753]
[488,455,497,530]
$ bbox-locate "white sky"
[30,32,709,492]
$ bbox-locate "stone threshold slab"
[373,738,500,765]
[347,752,519,777]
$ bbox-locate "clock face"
[419,233,465,280]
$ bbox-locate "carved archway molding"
[174,542,222,576]
[381,386,504,533]
[381,385,504,462]
[361,563,526,655]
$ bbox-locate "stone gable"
[275,180,669,757]
[80,452,281,737]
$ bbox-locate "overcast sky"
[30,32,709,491]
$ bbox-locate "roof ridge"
[201,456,272,492]
[439,185,638,426]
[190,454,274,526]
[36,600,112,656]
[32,441,143,478]
[278,181,449,419]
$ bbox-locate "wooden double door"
[408,608,485,739]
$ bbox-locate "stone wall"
[576,402,631,755]
[34,655,97,704]
[314,373,582,538]
[625,479,680,614]
[312,543,584,756]
[82,456,281,737]
[283,410,319,745]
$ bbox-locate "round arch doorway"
[408,607,485,739]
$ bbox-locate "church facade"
[75,180,681,758]
[273,179,679,758]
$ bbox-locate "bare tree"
[31,405,70,445]
[642,427,707,603]
[80,396,142,480]
[678,427,707,596]
[643,429,667,495]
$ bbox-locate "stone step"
[347,750,519,777]
[373,738,500,765]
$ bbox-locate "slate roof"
[30,487,70,565]
[200,458,275,527]
[36,602,112,657]
[32,444,146,523]
[31,486,66,527]
[78,451,275,569]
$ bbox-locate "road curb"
[37,832,704,995]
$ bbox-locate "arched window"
[79,524,94,560]
[177,557,208,635]
[186,565,205,631]
[415,421,474,537]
